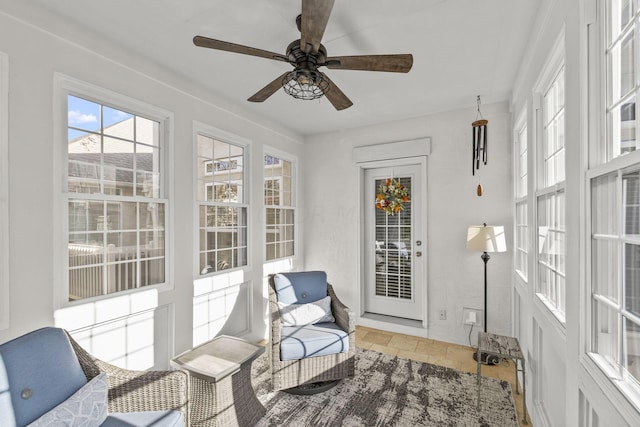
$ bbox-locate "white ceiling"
[15,0,540,136]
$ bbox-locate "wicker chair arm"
[268,275,283,360]
[328,284,356,342]
[66,331,188,415]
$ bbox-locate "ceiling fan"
[193,0,413,110]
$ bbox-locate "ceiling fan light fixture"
[283,69,329,100]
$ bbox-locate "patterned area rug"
[252,348,518,427]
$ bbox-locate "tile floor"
[356,326,530,427]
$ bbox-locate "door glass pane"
[374,176,412,300]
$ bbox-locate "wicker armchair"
[66,331,189,422]
[268,272,356,391]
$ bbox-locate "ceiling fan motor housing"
[286,40,327,70]
[283,40,330,99]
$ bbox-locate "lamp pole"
[481,251,490,333]
[466,223,506,365]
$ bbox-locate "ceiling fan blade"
[321,73,353,111]
[247,72,292,103]
[325,54,414,73]
[300,0,335,54]
[193,36,289,62]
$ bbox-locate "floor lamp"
[466,223,507,364]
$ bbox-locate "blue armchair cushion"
[274,271,328,304]
[27,373,108,426]
[0,327,88,426]
[280,322,349,361]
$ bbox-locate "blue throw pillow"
[28,373,108,426]
[274,271,328,304]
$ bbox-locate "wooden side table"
[476,332,527,424]
[171,335,266,427]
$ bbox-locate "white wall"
[0,6,304,361]
[303,101,513,346]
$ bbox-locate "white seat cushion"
[280,322,349,361]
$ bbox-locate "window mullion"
[617,168,626,372]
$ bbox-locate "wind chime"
[472,95,488,196]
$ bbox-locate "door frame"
[363,164,423,320]
[354,138,430,329]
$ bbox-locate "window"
[0,51,8,328]
[60,76,171,302]
[195,126,248,275]
[515,117,528,281]
[588,0,640,402]
[264,153,295,261]
[606,0,638,159]
[536,59,566,322]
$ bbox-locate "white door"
[364,164,424,320]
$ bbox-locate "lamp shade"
[466,224,507,253]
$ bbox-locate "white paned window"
[588,0,640,405]
[264,153,295,261]
[591,169,640,396]
[536,57,566,322]
[537,190,566,318]
[0,52,8,328]
[606,0,639,159]
[542,66,566,188]
[515,119,528,281]
[60,77,172,303]
[195,127,248,275]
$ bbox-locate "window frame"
[263,147,297,263]
[534,32,567,325]
[0,51,8,329]
[514,110,529,283]
[53,74,174,308]
[192,121,251,278]
[587,158,640,410]
[584,0,640,414]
